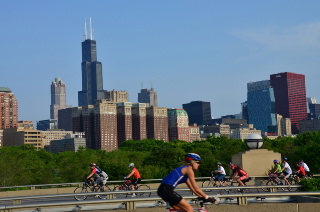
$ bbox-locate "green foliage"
[1,131,320,187]
[299,178,320,191]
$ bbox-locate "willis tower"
[78,18,104,106]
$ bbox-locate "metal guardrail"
[0,174,318,191]
[0,185,308,211]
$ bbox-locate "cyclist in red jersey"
[229,164,249,186]
[124,163,141,197]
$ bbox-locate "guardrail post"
[125,201,136,210]
[108,194,115,199]
[13,199,21,205]
[237,196,248,205]
[269,187,277,193]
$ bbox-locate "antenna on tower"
[84,18,88,40]
[151,80,153,89]
[90,17,93,40]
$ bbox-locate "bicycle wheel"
[287,178,298,192]
[260,179,271,192]
[113,185,129,198]
[201,180,213,192]
[99,185,112,199]
[74,186,89,201]
[266,180,278,192]
[137,184,151,197]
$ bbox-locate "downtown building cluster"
[1,21,320,152]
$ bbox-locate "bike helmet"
[229,163,235,168]
[185,153,202,162]
[217,162,222,165]
[299,160,304,162]
[129,163,134,168]
[273,159,279,163]
[90,163,96,167]
[283,157,288,161]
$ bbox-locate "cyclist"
[157,153,219,212]
[294,162,306,182]
[269,159,282,184]
[86,163,103,196]
[279,157,292,185]
[124,163,141,197]
[299,160,311,177]
[229,163,249,186]
[211,162,226,186]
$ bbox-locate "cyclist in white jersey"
[280,157,292,185]
[299,160,311,176]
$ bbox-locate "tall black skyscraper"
[78,18,104,106]
[183,101,212,125]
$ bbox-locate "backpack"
[96,166,108,179]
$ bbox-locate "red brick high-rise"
[146,107,169,141]
[0,87,18,130]
[270,72,308,134]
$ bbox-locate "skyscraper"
[247,80,277,133]
[270,72,308,134]
[168,109,190,142]
[138,88,158,107]
[0,87,18,130]
[78,18,104,106]
[182,101,211,125]
[50,78,72,120]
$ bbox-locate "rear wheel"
[137,184,151,197]
[202,180,213,192]
[74,186,89,201]
[260,179,271,192]
[266,180,279,192]
[287,178,299,192]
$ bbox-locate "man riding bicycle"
[279,157,292,185]
[229,163,249,186]
[86,163,104,195]
[124,163,141,197]
[211,162,226,186]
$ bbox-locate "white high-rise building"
[50,78,72,120]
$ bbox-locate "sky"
[1,1,320,123]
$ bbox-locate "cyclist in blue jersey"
[157,153,219,212]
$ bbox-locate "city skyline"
[1,1,320,123]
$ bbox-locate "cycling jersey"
[301,163,310,172]
[162,166,189,187]
[282,162,292,174]
[132,168,141,179]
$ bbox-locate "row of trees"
[1,131,319,187]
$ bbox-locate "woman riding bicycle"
[157,153,219,212]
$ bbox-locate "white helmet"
[129,163,134,168]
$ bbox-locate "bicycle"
[260,173,282,192]
[201,173,228,192]
[218,177,258,194]
[166,196,220,212]
[74,179,112,201]
[113,179,151,198]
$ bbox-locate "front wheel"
[113,185,129,198]
[201,180,213,192]
[74,186,89,201]
[99,185,112,199]
[137,184,151,197]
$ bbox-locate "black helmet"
[283,157,288,161]
[217,162,222,165]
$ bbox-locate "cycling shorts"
[282,171,291,178]
[130,178,141,186]
[239,175,249,181]
[157,183,182,207]
[215,174,226,181]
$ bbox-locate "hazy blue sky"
[1,1,320,123]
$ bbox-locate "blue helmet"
[274,159,279,163]
[185,153,202,162]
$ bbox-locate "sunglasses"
[194,161,202,164]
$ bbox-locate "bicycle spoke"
[74,186,88,201]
